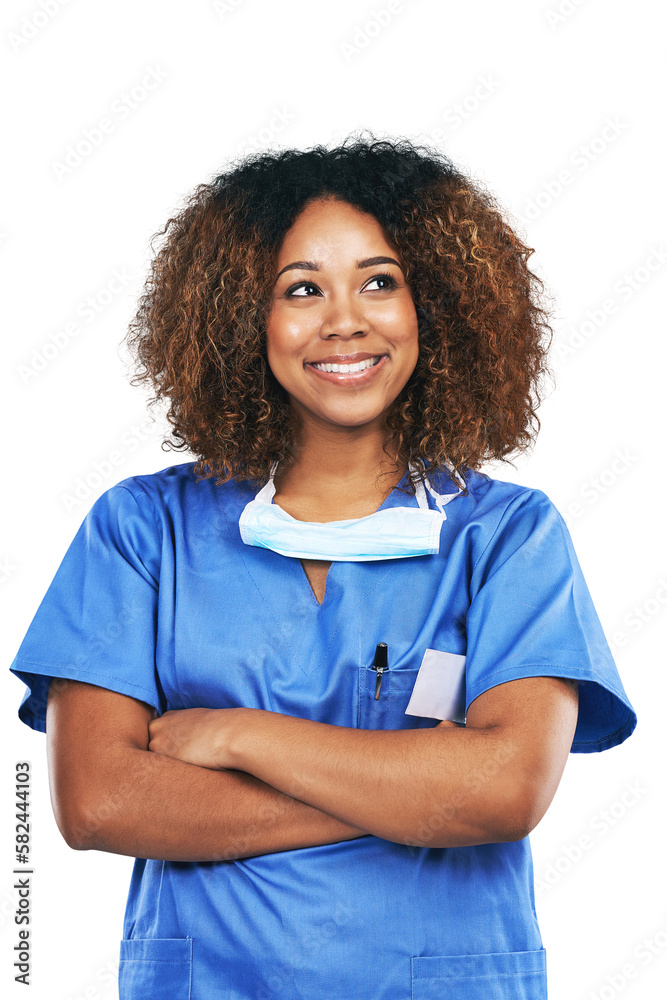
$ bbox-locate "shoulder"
[428,465,569,572]
[100,461,254,519]
[77,462,254,570]
[431,465,559,526]
[108,460,205,503]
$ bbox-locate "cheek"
[266,313,307,361]
[394,307,420,362]
[264,318,310,395]
[264,317,290,375]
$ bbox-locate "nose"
[318,294,370,340]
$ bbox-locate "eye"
[284,272,398,298]
[285,281,320,298]
[364,272,398,291]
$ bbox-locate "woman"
[10,135,637,999]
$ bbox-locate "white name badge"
[404,648,467,724]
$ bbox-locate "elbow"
[496,814,534,844]
[53,799,97,851]
[409,782,540,849]
[49,756,134,852]
[495,779,546,843]
[52,790,119,852]
[61,825,92,852]
[52,805,91,851]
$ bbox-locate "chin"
[321,412,386,430]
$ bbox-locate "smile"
[304,354,388,385]
[310,356,382,374]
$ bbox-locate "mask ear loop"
[407,461,431,512]
[424,481,460,515]
[413,477,430,511]
[423,461,466,514]
[411,467,453,515]
[442,459,467,492]
[408,460,463,515]
[253,461,279,506]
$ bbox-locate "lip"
[305,351,386,365]
[305,353,388,385]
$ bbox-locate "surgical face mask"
[238,462,463,562]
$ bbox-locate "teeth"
[312,356,381,374]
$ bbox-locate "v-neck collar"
[293,469,416,608]
[232,464,460,614]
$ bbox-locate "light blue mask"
[238,463,463,562]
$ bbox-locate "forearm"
[66,748,369,861]
[230,714,527,848]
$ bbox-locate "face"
[265,197,419,435]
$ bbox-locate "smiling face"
[265,197,419,437]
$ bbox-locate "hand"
[148,707,248,769]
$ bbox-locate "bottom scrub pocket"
[411,948,547,1000]
[119,937,192,999]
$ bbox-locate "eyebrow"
[273,255,403,285]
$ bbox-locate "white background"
[1,1,665,998]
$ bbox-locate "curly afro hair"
[123,131,554,495]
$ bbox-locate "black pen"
[372,642,388,700]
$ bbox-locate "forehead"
[277,198,395,258]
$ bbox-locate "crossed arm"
[46,674,578,861]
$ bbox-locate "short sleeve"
[9,483,164,733]
[464,489,637,753]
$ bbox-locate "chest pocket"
[358,647,467,731]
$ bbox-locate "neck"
[274,418,407,517]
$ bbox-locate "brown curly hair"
[123,131,554,496]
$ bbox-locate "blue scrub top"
[10,462,637,1000]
